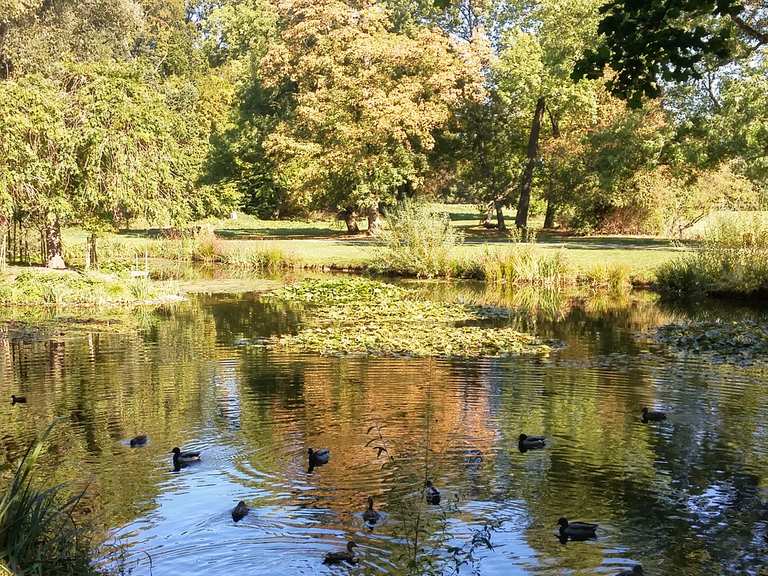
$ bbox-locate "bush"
[0,423,106,576]
[220,244,297,272]
[584,264,632,291]
[655,216,768,297]
[476,247,573,287]
[374,202,463,278]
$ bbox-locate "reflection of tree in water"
[0,290,766,573]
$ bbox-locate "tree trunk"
[45,218,66,269]
[340,208,360,234]
[86,233,98,270]
[544,199,557,229]
[366,205,382,236]
[0,215,7,272]
[480,202,494,227]
[494,200,506,231]
[516,97,546,232]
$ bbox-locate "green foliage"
[574,0,760,106]
[0,422,105,576]
[477,246,573,287]
[374,203,463,278]
[257,0,482,219]
[266,277,553,358]
[219,243,297,272]
[0,271,179,305]
[656,217,768,297]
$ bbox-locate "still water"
[1,281,768,575]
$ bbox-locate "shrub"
[374,202,463,278]
[220,244,297,272]
[655,216,768,297]
[477,247,573,287]
[584,264,632,291]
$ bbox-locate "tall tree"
[495,0,601,231]
[259,0,482,234]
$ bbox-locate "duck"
[518,433,546,452]
[129,435,148,447]
[323,540,357,565]
[232,500,249,522]
[425,480,441,505]
[641,407,667,422]
[308,447,330,466]
[10,395,27,405]
[615,566,644,576]
[171,447,201,470]
[557,517,598,541]
[363,496,381,525]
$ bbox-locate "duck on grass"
[262,277,555,358]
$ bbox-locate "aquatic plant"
[0,423,105,576]
[654,320,768,366]
[265,278,553,358]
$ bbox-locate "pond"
[1,280,768,576]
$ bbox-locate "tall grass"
[0,423,105,576]
[475,247,573,287]
[374,202,463,278]
[656,217,768,297]
[218,244,297,272]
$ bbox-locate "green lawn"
[49,203,698,282]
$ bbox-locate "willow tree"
[259,0,482,234]
[0,76,74,268]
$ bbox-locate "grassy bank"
[45,204,685,286]
[0,270,182,306]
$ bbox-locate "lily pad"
[263,277,554,358]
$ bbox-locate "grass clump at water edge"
[0,423,113,576]
[262,277,554,358]
[656,217,768,297]
[373,202,463,279]
[0,271,182,306]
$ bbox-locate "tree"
[495,0,601,231]
[258,0,482,234]
[0,75,75,267]
[575,0,768,106]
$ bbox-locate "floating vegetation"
[654,320,768,366]
[264,277,554,358]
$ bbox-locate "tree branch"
[730,14,768,45]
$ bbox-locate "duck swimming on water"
[323,541,357,565]
[129,435,148,447]
[641,407,667,422]
[11,395,27,405]
[363,496,381,525]
[518,433,546,452]
[425,480,441,505]
[171,447,201,470]
[557,517,598,541]
[232,500,249,522]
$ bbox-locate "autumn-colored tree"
[258,0,482,234]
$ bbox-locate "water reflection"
[1,284,768,575]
